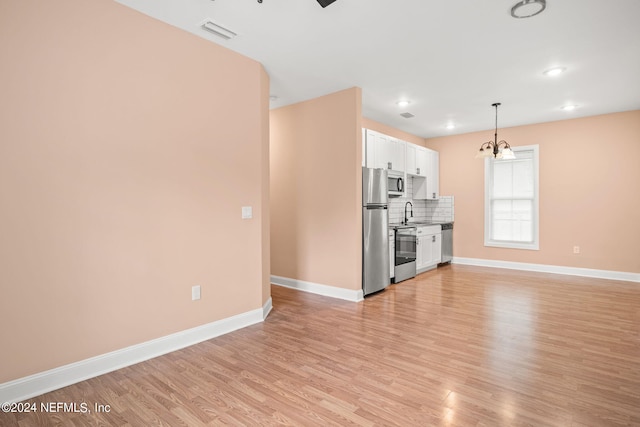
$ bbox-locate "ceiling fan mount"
[316,0,338,7]
[256,0,338,7]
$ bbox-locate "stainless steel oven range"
[393,225,416,283]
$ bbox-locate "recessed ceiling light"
[510,0,546,18]
[445,123,456,130]
[561,104,579,111]
[269,95,279,101]
[543,67,566,76]
[396,100,411,107]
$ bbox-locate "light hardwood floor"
[4,264,640,426]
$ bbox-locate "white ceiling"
[116,0,640,138]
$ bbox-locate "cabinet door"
[430,233,442,265]
[406,143,427,176]
[375,134,393,170]
[365,129,409,173]
[365,129,378,168]
[391,138,406,173]
[406,143,417,175]
[416,147,428,177]
[416,232,432,271]
[425,149,439,199]
[416,235,424,270]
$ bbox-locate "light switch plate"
[192,285,201,301]
[242,206,253,219]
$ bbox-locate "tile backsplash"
[388,176,454,224]
[425,196,455,223]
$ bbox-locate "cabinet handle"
[432,193,436,198]
[432,235,436,242]
[416,167,420,174]
[388,162,392,169]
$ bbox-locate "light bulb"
[543,67,566,77]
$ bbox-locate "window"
[484,145,539,250]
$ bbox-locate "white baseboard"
[271,275,364,302]
[263,296,273,318]
[0,299,273,404]
[452,257,640,283]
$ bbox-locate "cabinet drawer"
[417,225,441,235]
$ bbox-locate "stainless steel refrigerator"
[362,167,390,296]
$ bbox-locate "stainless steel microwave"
[388,174,404,197]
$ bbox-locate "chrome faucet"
[404,201,413,224]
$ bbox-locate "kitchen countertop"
[389,221,453,229]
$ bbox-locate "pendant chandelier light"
[475,103,516,160]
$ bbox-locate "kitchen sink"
[389,223,417,229]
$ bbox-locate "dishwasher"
[441,223,453,263]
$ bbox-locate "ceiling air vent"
[400,112,415,119]
[201,20,237,40]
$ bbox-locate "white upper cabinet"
[406,143,416,175]
[374,132,392,170]
[390,138,406,173]
[364,129,405,174]
[364,128,439,199]
[406,144,428,177]
[416,148,428,177]
[426,149,439,200]
[364,129,377,167]
[410,146,439,200]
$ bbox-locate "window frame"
[484,144,539,250]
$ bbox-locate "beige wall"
[260,68,272,305]
[425,111,640,273]
[270,88,363,290]
[0,0,270,383]
[362,118,426,147]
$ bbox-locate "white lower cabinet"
[416,225,442,273]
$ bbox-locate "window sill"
[484,241,539,251]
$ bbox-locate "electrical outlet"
[192,285,201,301]
[573,246,580,254]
